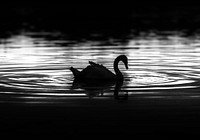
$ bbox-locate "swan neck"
[114,58,123,78]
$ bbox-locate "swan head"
[117,55,128,69]
[113,55,128,79]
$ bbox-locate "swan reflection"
[71,79,128,100]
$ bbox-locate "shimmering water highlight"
[1,31,200,103]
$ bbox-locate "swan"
[70,55,128,81]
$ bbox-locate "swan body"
[70,55,128,81]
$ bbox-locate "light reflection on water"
[1,31,200,104]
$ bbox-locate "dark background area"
[1,5,200,32]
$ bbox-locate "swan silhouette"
[70,55,128,81]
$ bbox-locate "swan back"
[79,63,116,80]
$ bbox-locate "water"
[2,30,200,136]
[1,31,200,104]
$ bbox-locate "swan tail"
[70,67,80,78]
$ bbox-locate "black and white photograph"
[1,4,200,138]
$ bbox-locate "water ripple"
[1,31,200,103]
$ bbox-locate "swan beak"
[125,64,128,69]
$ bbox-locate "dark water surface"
[1,30,200,136]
